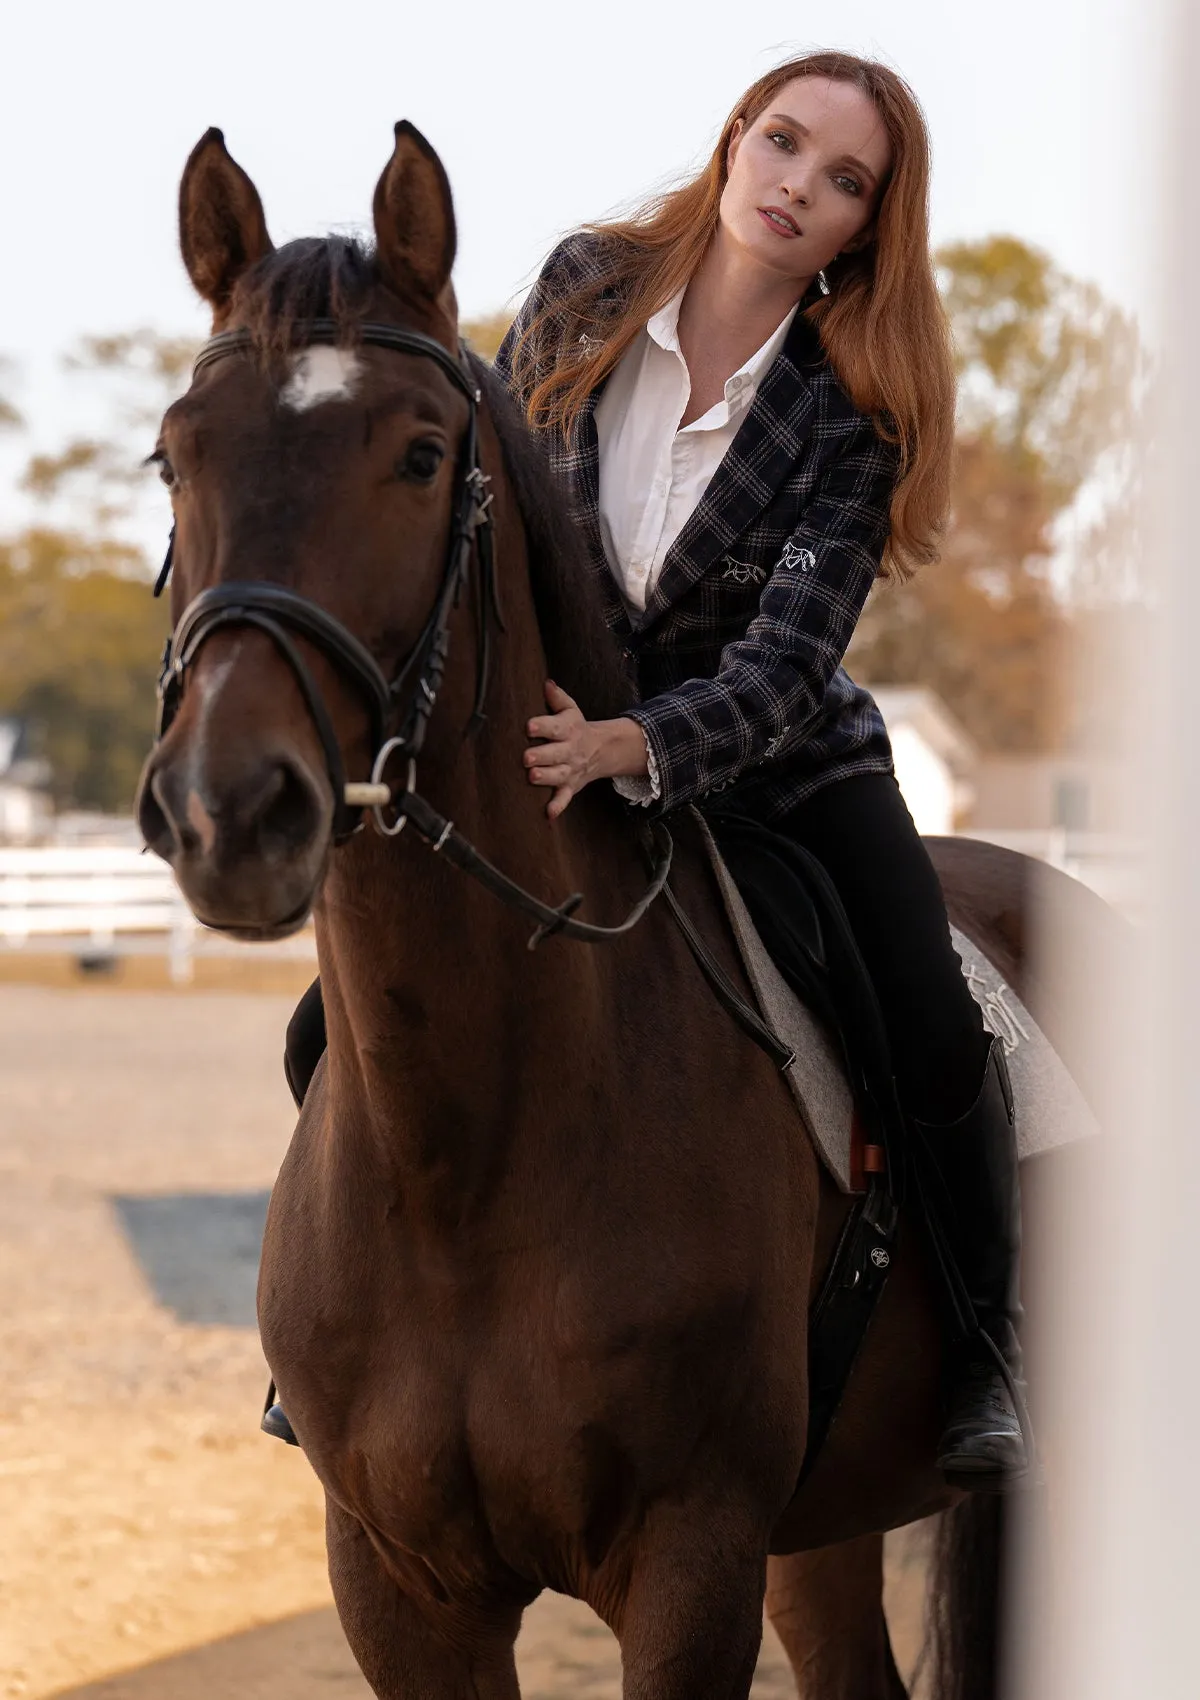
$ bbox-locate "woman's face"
[720,76,893,283]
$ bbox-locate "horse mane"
[227,236,376,363]
[227,237,635,723]
[467,356,633,722]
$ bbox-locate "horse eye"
[146,450,176,490]
[401,440,445,484]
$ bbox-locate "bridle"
[151,318,673,949]
[157,320,497,844]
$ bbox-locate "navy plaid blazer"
[494,232,896,822]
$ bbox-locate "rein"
[152,318,673,949]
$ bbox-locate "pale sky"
[0,0,1163,540]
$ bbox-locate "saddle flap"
[696,814,1100,1192]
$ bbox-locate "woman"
[496,49,1025,1491]
[275,51,1026,1489]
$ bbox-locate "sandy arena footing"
[0,983,925,1698]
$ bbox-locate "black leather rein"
[152,318,674,950]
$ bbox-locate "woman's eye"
[834,175,862,197]
[767,130,794,153]
[400,440,446,484]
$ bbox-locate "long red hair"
[512,52,955,581]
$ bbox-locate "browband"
[192,319,481,404]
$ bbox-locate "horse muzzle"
[136,734,332,939]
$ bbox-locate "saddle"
[696,809,1098,1194]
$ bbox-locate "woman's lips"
[757,206,801,237]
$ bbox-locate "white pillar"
[1016,2,1200,1692]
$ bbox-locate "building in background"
[0,718,51,844]
[871,687,976,835]
[971,753,1127,832]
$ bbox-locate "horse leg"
[616,1513,767,1700]
[325,1499,523,1699]
[766,1534,907,1700]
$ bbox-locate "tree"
[847,236,1146,753]
[0,529,168,813]
[0,333,186,812]
[0,356,20,432]
[20,330,197,538]
[461,311,514,363]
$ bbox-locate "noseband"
[151,318,673,948]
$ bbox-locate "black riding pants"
[772,773,989,1125]
[284,773,988,1127]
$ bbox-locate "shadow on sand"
[110,1190,271,1327]
[51,1608,368,1698]
[49,1595,799,1699]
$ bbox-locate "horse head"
[136,123,484,939]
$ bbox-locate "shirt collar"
[645,288,687,354]
[645,287,800,414]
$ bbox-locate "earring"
[816,270,831,296]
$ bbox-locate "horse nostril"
[257,760,325,856]
[136,763,194,860]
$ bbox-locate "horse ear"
[179,128,273,311]
[372,121,457,304]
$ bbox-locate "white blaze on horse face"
[280,347,363,412]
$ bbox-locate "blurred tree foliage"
[0,529,168,811]
[847,236,1146,753]
[0,332,188,813]
[21,330,196,531]
[461,311,515,362]
[0,356,21,431]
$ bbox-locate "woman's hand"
[524,680,648,819]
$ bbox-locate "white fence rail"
[0,832,1140,986]
[0,847,315,983]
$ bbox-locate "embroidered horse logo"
[965,963,1032,1056]
[780,541,817,574]
[721,557,768,586]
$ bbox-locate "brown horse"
[137,123,1112,1700]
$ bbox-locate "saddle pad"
[698,818,1100,1193]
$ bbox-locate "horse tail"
[923,1495,1008,1700]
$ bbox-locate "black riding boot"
[915,1038,1030,1491]
[260,981,327,1448]
[261,1379,299,1446]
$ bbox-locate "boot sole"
[939,1455,1036,1494]
[260,1413,300,1447]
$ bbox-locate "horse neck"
[311,444,648,1207]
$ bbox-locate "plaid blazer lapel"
[566,389,633,638]
[639,313,823,630]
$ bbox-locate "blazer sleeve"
[493,232,602,396]
[626,416,900,813]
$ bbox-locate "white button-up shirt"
[593,288,798,616]
[594,288,798,802]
